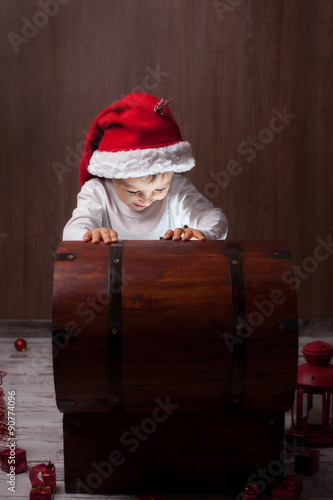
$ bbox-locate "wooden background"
[0,0,332,319]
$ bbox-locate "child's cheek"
[159,190,169,200]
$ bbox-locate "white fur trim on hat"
[87,141,195,179]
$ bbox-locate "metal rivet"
[232,398,239,403]
[232,260,238,265]
[268,419,274,425]
[273,252,279,256]
[279,321,286,329]
[68,254,75,260]
[114,258,120,264]
[113,397,119,402]
[112,328,118,335]
[75,480,81,487]
[236,323,242,330]
[66,333,71,340]
[75,420,80,427]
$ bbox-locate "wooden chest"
[52,240,298,495]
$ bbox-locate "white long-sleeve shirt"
[63,174,228,241]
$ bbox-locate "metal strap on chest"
[225,241,246,409]
[108,242,123,409]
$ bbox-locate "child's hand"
[83,228,118,244]
[163,228,206,241]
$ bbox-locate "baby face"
[112,172,174,212]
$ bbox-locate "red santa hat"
[79,92,195,186]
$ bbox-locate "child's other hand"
[83,228,118,244]
[163,228,206,242]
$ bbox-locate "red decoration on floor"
[272,474,303,499]
[240,483,259,499]
[294,448,320,475]
[283,475,303,496]
[0,369,56,498]
[0,371,12,450]
[287,340,333,445]
[0,447,27,473]
[29,462,56,498]
[29,462,56,492]
[30,485,54,499]
[14,338,27,351]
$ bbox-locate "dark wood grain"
[63,411,285,495]
[0,0,332,318]
[52,240,298,414]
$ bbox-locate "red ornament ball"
[15,339,27,352]
[241,484,259,498]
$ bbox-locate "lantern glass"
[307,393,323,428]
[302,392,308,419]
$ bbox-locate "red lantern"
[287,341,333,445]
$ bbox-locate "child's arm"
[63,179,118,243]
[165,175,228,241]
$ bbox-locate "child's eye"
[128,191,140,196]
[155,188,166,193]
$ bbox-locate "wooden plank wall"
[0,0,332,319]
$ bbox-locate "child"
[63,93,228,242]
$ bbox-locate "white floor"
[0,319,332,500]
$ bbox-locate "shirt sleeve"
[170,175,228,240]
[62,180,105,241]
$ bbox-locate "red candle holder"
[287,341,333,445]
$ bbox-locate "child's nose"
[139,194,153,205]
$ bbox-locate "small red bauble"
[15,339,27,352]
[241,484,259,499]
